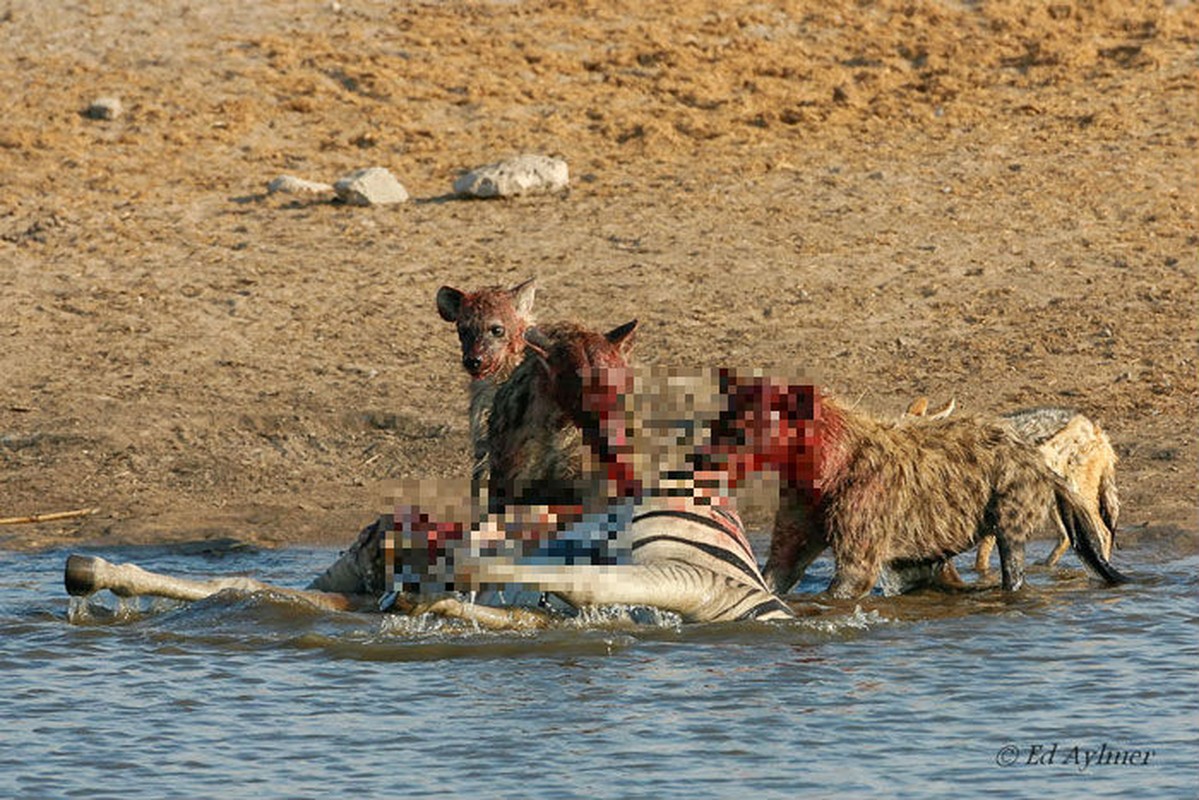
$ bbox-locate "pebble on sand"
[453,155,569,198]
[85,97,123,120]
[333,167,409,206]
[267,175,335,195]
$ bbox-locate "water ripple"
[0,541,1195,799]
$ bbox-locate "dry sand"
[1,0,1195,552]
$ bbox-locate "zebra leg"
[455,557,789,623]
[410,596,551,630]
[65,554,365,611]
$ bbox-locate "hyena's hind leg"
[981,492,1105,571]
[1041,512,1073,567]
[1098,468,1120,556]
[987,462,1057,591]
[993,530,1027,592]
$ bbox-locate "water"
[2,535,1196,799]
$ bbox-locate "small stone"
[86,97,123,120]
[267,175,335,195]
[333,167,409,206]
[453,154,569,198]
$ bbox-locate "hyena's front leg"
[826,534,886,600]
[763,487,828,595]
[994,532,1026,592]
[826,561,884,599]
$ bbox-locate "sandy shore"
[1,0,1195,552]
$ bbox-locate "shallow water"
[2,534,1196,800]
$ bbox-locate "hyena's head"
[525,319,639,496]
[436,278,536,380]
[693,371,820,487]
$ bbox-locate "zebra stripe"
[628,505,793,621]
[632,533,766,592]
[632,508,757,562]
[743,597,793,620]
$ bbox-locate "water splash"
[571,604,683,630]
[114,594,142,621]
[805,604,890,634]
[66,595,92,624]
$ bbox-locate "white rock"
[334,167,409,206]
[86,97,123,120]
[453,154,569,198]
[267,174,335,195]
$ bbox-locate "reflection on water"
[2,532,1196,799]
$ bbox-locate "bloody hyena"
[301,317,638,604]
[300,279,540,598]
[406,332,795,627]
[906,399,1120,572]
[436,277,537,498]
[695,372,1128,599]
[485,320,637,511]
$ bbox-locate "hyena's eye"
[490,325,505,338]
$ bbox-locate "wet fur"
[906,401,1120,572]
[709,378,1127,598]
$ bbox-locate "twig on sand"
[0,507,100,526]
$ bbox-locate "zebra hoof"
[64,554,103,596]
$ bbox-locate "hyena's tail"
[1055,482,1129,585]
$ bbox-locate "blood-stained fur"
[697,373,1127,599]
[436,278,537,499]
[485,320,637,511]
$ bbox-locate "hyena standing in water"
[906,398,1120,572]
[435,277,538,502]
[695,372,1128,599]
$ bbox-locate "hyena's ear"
[905,396,929,417]
[928,397,956,420]
[605,319,637,355]
[436,286,465,322]
[509,278,537,319]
